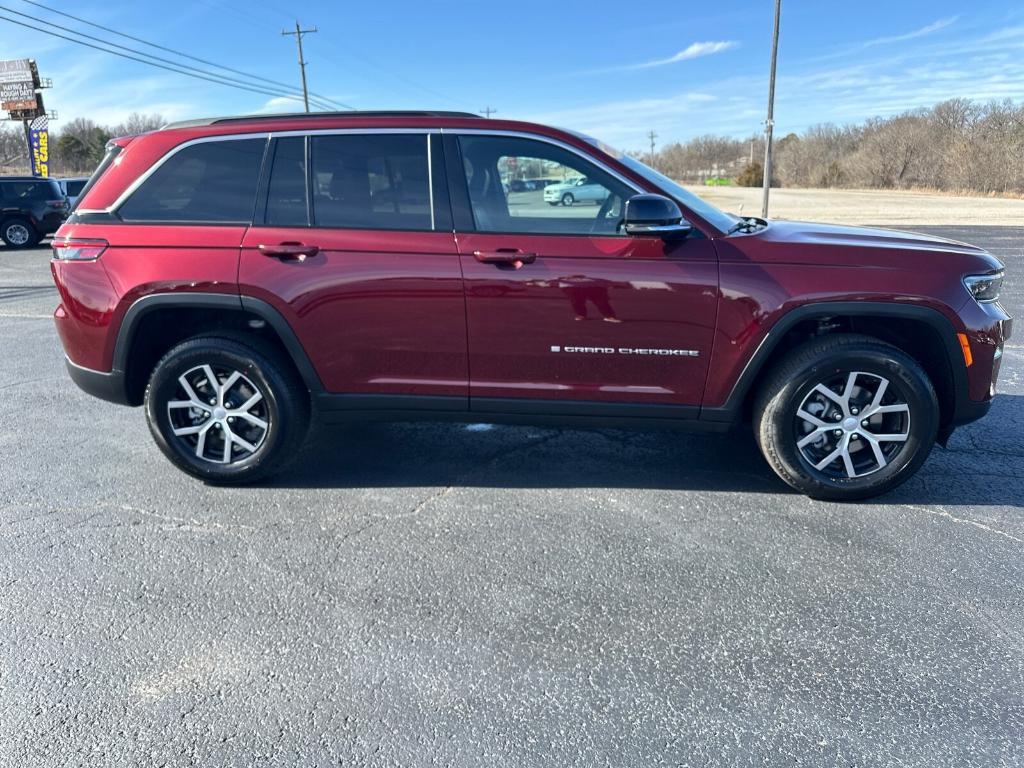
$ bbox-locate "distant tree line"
[0,113,164,175]
[3,100,1024,195]
[652,99,1024,195]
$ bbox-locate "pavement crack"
[900,504,1024,545]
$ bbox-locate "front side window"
[119,138,266,223]
[311,134,432,231]
[456,135,635,236]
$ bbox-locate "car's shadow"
[267,394,1024,507]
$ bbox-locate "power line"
[2,3,341,110]
[0,11,339,109]
[13,0,351,110]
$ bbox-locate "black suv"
[0,177,68,248]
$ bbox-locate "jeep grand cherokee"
[50,111,1011,500]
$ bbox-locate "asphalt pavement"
[1,226,1021,766]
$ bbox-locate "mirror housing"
[623,194,692,237]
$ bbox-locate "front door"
[239,132,467,407]
[449,134,718,411]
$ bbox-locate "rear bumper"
[65,357,131,405]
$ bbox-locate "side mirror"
[623,194,692,238]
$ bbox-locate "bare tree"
[111,112,166,137]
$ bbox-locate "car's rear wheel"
[561,193,575,206]
[754,334,938,501]
[1,218,40,249]
[145,336,309,484]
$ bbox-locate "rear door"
[447,132,719,412]
[238,131,467,408]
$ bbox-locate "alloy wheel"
[4,222,31,246]
[795,370,911,479]
[166,364,269,464]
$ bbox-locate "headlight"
[963,271,1003,303]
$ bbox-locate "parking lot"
[1,226,1022,765]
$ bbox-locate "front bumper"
[65,357,131,405]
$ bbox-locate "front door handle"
[258,242,320,261]
[473,249,537,268]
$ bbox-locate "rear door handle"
[473,249,537,268]
[258,242,320,261]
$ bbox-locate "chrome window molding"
[84,127,644,223]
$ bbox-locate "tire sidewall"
[1,219,38,249]
[764,347,938,500]
[145,341,288,483]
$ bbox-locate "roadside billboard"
[0,59,37,112]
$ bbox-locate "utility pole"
[761,0,781,218]
[647,130,658,170]
[282,21,318,112]
[479,107,497,118]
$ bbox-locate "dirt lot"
[688,185,1024,226]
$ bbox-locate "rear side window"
[2,180,60,201]
[119,138,266,223]
[310,134,432,231]
[65,180,87,196]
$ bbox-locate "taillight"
[47,199,69,209]
[51,238,108,261]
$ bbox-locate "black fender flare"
[701,301,970,425]
[113,292,324,394]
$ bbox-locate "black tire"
[561,193,575,207]
[145,336,309,484]
[0,218,40,249]
[753,334,938,501]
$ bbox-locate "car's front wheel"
[561,193,575,206]
[145,336,309,484]
[754,334,938,501]
[1,218,40,249]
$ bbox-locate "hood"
[740,219,1004,272]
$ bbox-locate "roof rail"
[164,110,483,129]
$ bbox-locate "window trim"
[448,131,645,238]
[81,127,646,232]
[80,133,271,217]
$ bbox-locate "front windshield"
[572,132,739,233]
[616,154,738,233]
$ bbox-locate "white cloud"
[861,16,959,48]
[577,41,738,76]
[633,41,739,69]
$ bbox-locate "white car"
[543,176,609,206]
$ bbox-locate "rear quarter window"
[2,180,61,201]
[118,137,267,223]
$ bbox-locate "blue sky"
[1,0,1022,150]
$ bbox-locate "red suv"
[50,111,1011,500]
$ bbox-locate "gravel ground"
[0,225,1021,767]
[689,186,1024,226]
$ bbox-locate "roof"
[164,110,482,130]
